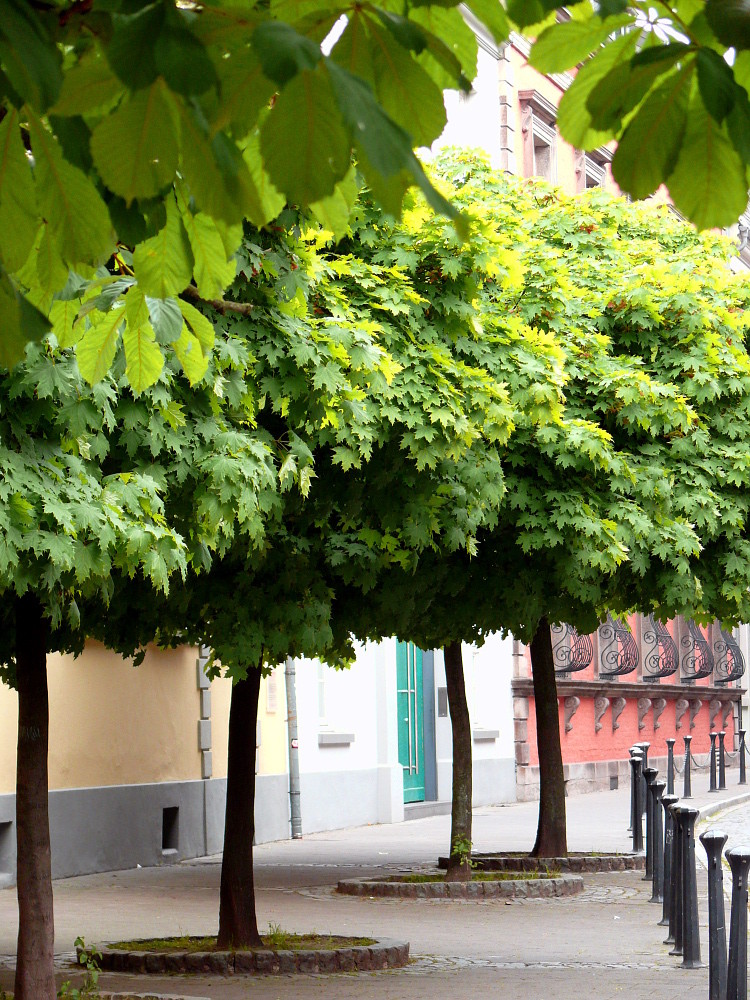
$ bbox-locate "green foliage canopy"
[330,151,750,648]
[0,0,509,378]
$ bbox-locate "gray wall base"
[299,768,380,834]
[473,757,517,806]
[0,774,293,886]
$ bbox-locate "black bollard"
[643,766,658,881]
[650,779,665,904]
[668,804,684,952]
[638,741,650,815]
[666,737,676,795]
[679,806,703,969]
[719,731,727,790]
[629,745,641,832]
[683,734,692,798]
[740,730,747,786]
[660,792,679,928]
[700,829,728,1000]
[630,752,644,853]
[726,846,750,1000]
[709,731,718,792]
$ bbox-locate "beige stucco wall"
[46,642,202,790]
[0,681,18,794]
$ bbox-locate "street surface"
[0,771,748,998]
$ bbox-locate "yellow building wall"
[0,681,18,794]
[45,642,202,790]
[209,664,288,779]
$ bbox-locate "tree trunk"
[444,641,472,881]
[14,594,55,1000]
[530,617,567,857]
[217,665,263,949]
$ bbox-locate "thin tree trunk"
[14,594,55,1000]
[530,617,568,858]
[217,665,263,949]
[444,641,472,881]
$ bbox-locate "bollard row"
[628,740,750,997]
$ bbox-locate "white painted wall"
[434,44,502,165]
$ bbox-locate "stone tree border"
[89,938,409,975]
[337,874,583,899]
[436,853,645,874]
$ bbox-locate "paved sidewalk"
[1,769,749,998]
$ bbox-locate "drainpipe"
[285,657,303,838]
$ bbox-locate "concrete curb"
[336,874,583,899]
[93,938,409,976]
[695,789,750,822]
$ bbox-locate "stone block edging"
[336,875,583,899]
[89,939,409,975]
[436,853,645,874]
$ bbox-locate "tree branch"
[182,285,255,316]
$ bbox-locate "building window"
[519,89,557,183]
[576,147,612,192]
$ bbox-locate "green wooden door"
[397,641,425,803]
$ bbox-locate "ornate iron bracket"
[681,620,715,681]
[598,613,639,677]
[551,622,594,675]
[713,626,745,685]
[642,614,679,678]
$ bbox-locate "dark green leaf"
[507,0,559,30]
[706,0,750,49]
[631,43,692,67]
[375,10,427,53]
[0,0,62,111]
[668,86,749,228]
[696,49,737,123]
[727,87,750,161]
[49,115,93,174]
[252,21,321,85]
[261,65,350,205]
[106,4,165,89]
[587,58,671,132]
[612,66,692,199]
[154,20,218,95]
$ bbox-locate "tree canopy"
[3,1,748,382]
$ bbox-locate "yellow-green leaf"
[176,184,236,298]
[0,109,39,272]
[28,111,115,266]
[76,305,126,383]
[51,50,123,115]
[133,195,194,298]
[178,298,215,353]
[90,81,179,204]
[173,324,209,384]
[123,320,163,393]
[49,298,78,348]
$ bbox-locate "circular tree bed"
[337,870,583,899]
[436,852,645,874]
[89,935,409,975]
